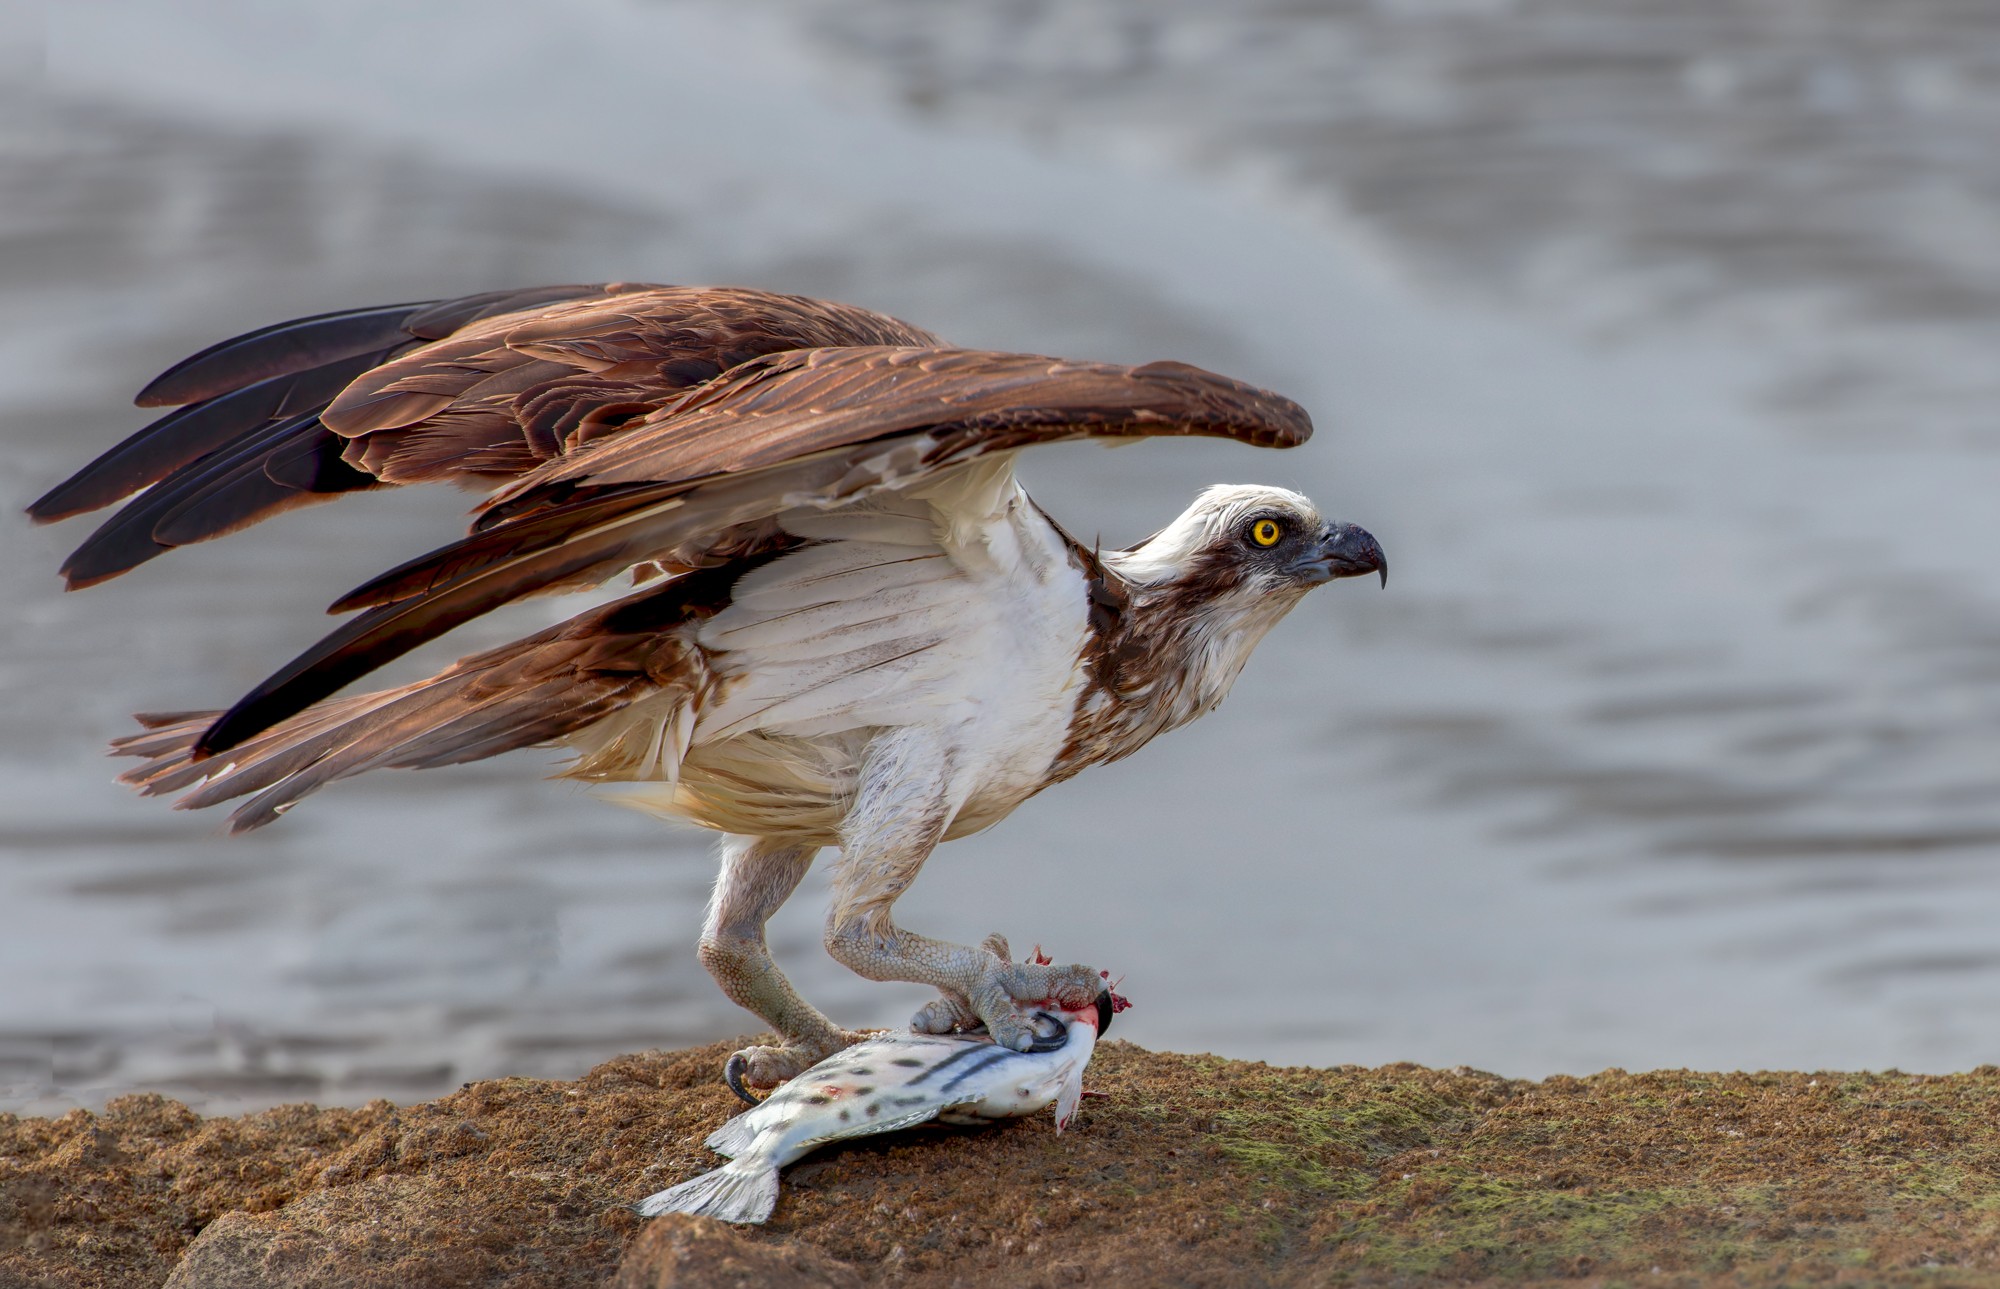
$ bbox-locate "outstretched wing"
[30,283,938,587]
[195,344,1312,757]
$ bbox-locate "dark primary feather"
[128,285,607,408]
[57,410,353,589]
[150,418,379,547]
[133,301,433,408]
[27,346,399,524]
[32,284,937,588]
[195,346,1311,758]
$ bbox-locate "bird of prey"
[30,283,1385,1089]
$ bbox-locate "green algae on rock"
[7,1044,2000,1287]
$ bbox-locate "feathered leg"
[699,835,862,1090]
[822,730,1103,1052]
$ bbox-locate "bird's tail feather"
[109,597,688,830]
[634,1160,781,1225]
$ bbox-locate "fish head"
[1022,983,1133,1132]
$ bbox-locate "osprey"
[30,283,1385,1089]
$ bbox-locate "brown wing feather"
[458,347,1310,571]
[35,285,937,586]
[28,345,405,526]
[115,561,763,830]
[194,346,1311,757]
[319,288,940,483]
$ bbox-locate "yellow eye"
[1250,519,1283,547]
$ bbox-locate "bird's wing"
[110,560,765,832]
[31,284,939,587]
[194,344,1311,757]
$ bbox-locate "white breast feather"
[604,458,1090,837]
[701,465,1085,766]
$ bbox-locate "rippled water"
[5,0,1999,1113]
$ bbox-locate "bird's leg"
[698,835,863,1090]
[822,732,1103,1052]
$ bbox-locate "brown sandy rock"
[609,1214,863,1289]
[160,1175,530,1289]
[9,1043,2000,1287]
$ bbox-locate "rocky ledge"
[5,1041,2000,1287]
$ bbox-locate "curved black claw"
[723,1053,764,1107]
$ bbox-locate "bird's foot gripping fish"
[637,988,1123,1225]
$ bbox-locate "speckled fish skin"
[636,1000,1103,1224]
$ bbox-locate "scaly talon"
[723,1053,762,1105]
[910,994,979,1035]
[959,932,1102,1052]
[903,935,1103,1050]
[724,1031,866,1095]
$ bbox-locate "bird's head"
[1095,485,1384,719]
[1108,483,1385,600]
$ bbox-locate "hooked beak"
[1293,522,1387,588]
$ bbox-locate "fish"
[636,989,1119,1225]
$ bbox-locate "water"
[4,0,1998,1113]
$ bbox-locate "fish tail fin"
[634,1159,781,1225]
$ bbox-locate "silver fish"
[636,991,1115,1224]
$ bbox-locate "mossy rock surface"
[5,1043,2000,1286]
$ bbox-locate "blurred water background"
[4,0,2000,1114]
